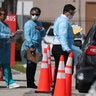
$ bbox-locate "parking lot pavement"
[0,62,87,96]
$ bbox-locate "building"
[34,0,96,35]
[17,0,33,29]
[17,0,96,35]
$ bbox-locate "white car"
[42,25,84,55]
[42,25,54,55]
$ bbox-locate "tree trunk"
[3,0,18,14]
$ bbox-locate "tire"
[78,81,92,93]
[75,64,80,89]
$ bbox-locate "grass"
[11,61,26,73]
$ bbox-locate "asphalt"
[0,62,86,96]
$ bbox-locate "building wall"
[80,0,96,34]
[33,0,96,34]
[33,0,76,22]
[17,0,33,29]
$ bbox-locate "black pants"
[26,60,37,87]
[52,45,69,91]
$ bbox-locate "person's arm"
[0,32,10,38]
[58,21,71,52]
[36,22,46,37]
[40,26,46,37]
[24,23,34,48]
[0,24,11,38]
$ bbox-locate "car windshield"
[47,28,54,36]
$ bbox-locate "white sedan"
[42,25,84,55]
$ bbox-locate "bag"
[24,49,40,63]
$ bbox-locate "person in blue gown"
[21,7,46,88]
[51,4,82,95]
[0,7,20,89]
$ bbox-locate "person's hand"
[29,47,35,52]
[10,33,15,38]
[35,26,41,30]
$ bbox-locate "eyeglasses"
[0,13,6,16]
[31,14,39,16]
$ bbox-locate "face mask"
[68,15,73,19]
[31,15,38,21]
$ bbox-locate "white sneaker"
[23,64,27,68]
[8,83,20,89]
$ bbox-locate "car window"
[47,28,54,36]
[75,33,82,38]
[83,28,92,45]
[93,31,96,40]
[82,25,96,49]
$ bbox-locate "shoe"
[23,64,27,68]
[51,88,54,95]
[8,83,20,89]
[27,83,37,89]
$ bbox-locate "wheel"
[75,64,80,89]
[75,78,79,89]
[78,81,92,93]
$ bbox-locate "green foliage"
[15,37,24,61]
[11,61,26,73]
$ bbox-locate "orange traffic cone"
[35,48,50,93]
[0,67,3,81]
[47,45,52,86]
[53,55,66,96]
[65,52,73,96]
[52,64,56,82]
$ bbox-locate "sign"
[5,14,16,66]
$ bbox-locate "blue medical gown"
[21,20,46,63]
[0,22,11,65]
[53,14,82,65]
[54,14,74,52]
[0,21,15,86]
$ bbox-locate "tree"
[3,0,18,14]
[2,0,22,61]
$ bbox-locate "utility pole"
[0,0,4,7]
[21,1,24,30]
[79,0,81,26]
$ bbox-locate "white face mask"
[31,15,38,21]
[68,15,73,19]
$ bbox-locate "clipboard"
[72,25,83,34]
[7,30,23,43]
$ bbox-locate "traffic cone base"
[35,69,50,93]
[54,79,66,96]
[35,90,50,93]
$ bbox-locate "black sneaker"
[27,83,37,89]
